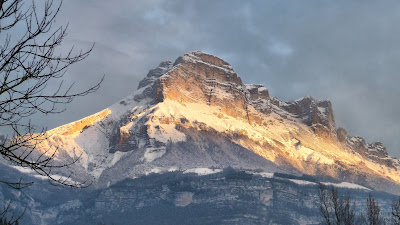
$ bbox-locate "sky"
[22,0,400,156]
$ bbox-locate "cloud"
[268,40,294,57]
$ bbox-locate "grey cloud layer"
[28,0,400,156]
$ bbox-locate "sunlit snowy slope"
[31,51,400,194]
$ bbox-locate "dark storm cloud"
[29,0,400,156]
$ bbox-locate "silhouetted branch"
[318,184,356,225]
[0,200,25,224]
[0,0,102,190]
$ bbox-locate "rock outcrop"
[276,97,336,141]
[156,52,247,120]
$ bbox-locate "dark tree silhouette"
[365,194,386,225]
[0,0,102,189]
[0,0,102,223]
[0,201,22,225]
[318,184,356,225]
[318,184,396,225]
[392,197,400,225]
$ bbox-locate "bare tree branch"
[392,197,400,225]
[318,184,356,225]
[0,0,102,192]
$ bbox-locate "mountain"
[30,51,400,193]
[1,51,400,224]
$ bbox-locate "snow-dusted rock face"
[271,96,336,142]
[345,135,395,167]
[155,51,248,120]
[31,51,400,194]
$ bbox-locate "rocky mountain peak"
[134,51,341,139]
[30,51,400,195]
[152,52,252,120]
[173,51,243,85]
[173,51,235,73]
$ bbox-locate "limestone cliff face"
[155,52,248,120]
[152,52,337,140]
[274,97,336,142]
[343,134,394,167]
[146,51,392,165]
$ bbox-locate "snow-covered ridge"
[321,182,371,191]
[11,165,78,185]
[46,108,112,137]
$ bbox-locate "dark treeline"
[319,184,400,225]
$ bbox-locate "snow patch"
[147,123,186,143]
[318,107,327,115]
[144,147,167,162]
[184,168,222,176]
[322,182,370,191]
[11,166,77,184]
[289,179,316,185]
[251,172,274,178]
[144,167,179,175]
[109,151,128,167]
